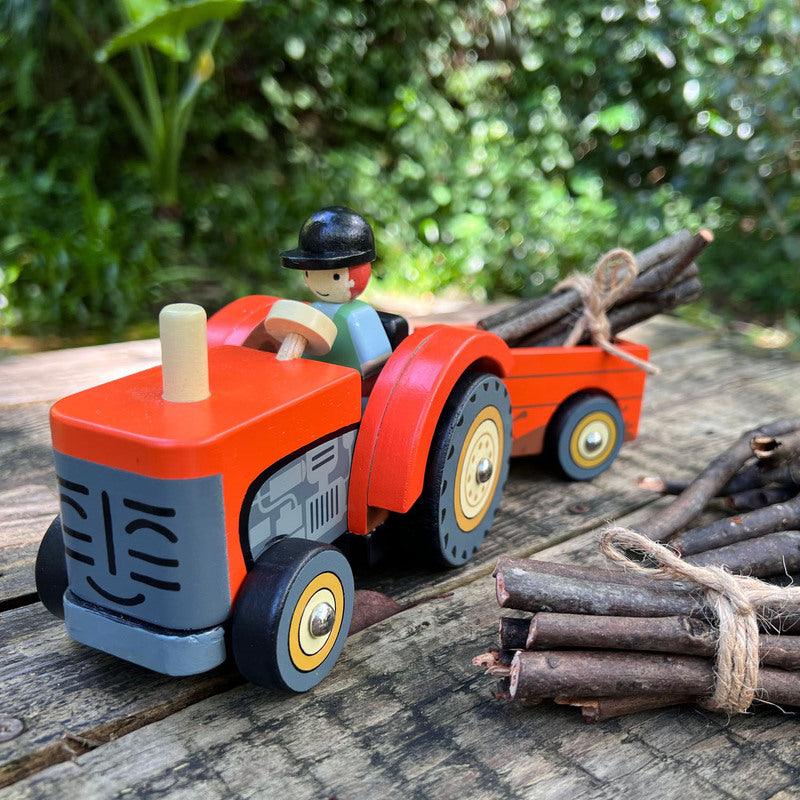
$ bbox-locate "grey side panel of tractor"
[246,429,356,562]
[64,591,227,676]
[54,452,230,631]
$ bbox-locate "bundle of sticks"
[474,417,800,722]
[477,228,712,347]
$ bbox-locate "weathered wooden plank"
[2,318,799,797]
[645,344,800,415]
[0,603,239,789]
[0,340,161,406]
[0,403,58,605]
[2,320,796,607]
[0,300,509,407]
[7,504,800,800]
[624,315,716,351]
[0,398,748,787]
[0,315,707,408]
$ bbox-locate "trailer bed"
[506,340,650,457]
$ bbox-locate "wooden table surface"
[2,313,800,800]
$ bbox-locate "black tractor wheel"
[231,538,354,693]
[547,393,625,481]
[35,516,69,619]
[411,371,512,568]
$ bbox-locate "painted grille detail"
[54,452,230,630]
[308,483,342,535]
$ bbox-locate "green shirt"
[306,300,392,374]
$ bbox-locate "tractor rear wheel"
[412,372,512,568]
[231,538,354,692]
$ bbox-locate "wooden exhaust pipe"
[159,303,210,403]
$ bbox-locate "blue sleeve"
[348,306,392,369]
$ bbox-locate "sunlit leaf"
[121,0,170,23]
[117,0,189,60]
[593,102,642,134]
[97,0,247,62]
[448,213,490,241]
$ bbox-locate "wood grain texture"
[2,315,800,799]
[0,319,770,607]
[0,339,161,405]
[0,403,59,605]
[7,512,800,800]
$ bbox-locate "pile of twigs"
[637,418,800,563]
[477,228,711,347]
[474,418,800,722]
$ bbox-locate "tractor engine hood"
[51,345,362,481]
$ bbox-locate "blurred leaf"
[97,0,247,62]
[594,102,642,134]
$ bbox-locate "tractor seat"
[361,311,410,394]
[377,311,409,351]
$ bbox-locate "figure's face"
[304,268,354,303]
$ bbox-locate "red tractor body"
[39,295,649,690]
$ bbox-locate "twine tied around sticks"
[600,526,800,714]
[556,249,660,374]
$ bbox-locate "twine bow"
[556,249,660,374]
[601,526,800,714]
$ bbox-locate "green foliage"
[52,0,246,205]
[97,0,246,62]
[0,0,798,335]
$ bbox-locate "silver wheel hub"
[309,602,335,637]
[583,430,604,453]
[475,457,494,484]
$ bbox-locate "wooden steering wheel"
[263,299,338,361]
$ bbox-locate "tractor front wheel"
[35,516,68,619]
[231,538,354,692]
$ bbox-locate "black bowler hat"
[281,206,377,271]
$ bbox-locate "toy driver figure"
[280,206,392,376]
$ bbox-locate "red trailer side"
[506,340,649,457]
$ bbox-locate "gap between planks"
[8,503,800,800]
[0,494,665,792]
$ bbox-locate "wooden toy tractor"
[35,295,648,692]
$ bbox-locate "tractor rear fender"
[348,325,512,534]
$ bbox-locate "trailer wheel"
[231,538,354,693]
[548,394,624,481]
[35,516,68,619]
[413,372,512,568]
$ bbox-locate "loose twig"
[639,418,800,541]
[671,496,800,556]
[686,530,800,578]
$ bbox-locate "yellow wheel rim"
[568,411,617,469]
[288,572,345,672]
[454,406,504,532]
